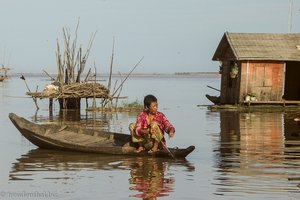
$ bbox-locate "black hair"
[144,94,157,109]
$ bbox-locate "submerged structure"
[211,32,300,106]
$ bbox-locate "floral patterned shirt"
[135,111,174,137]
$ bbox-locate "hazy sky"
[0,0,299,74]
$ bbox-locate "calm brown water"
[1,75,300,200]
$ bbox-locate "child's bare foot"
[148,147,158,153]
[134,146,145,153]
[148,141,159,153]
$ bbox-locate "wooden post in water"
[49,98,53,111]
[49,98,53,118]
[58,98,81,110]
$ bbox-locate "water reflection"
[29,109,139,133]
[128,157,174,199]
[9,148,194,199]
[212,111,300,197]
[9,149,127,181]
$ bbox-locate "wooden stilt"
[49,98,53,111]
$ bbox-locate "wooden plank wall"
[219,45,240,104]
[220,60,241,104]
[239,61,284,102]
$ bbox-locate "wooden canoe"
[205,94,220,105]
[9,113,195,159]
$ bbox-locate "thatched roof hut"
[212,32,300,105]
[213,32,300,61]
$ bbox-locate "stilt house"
[212,32,300,105]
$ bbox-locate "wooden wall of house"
[219,45,240,104]
[239,61,284,102]
[220,60,240,104]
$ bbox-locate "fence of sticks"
[25,22,140,112]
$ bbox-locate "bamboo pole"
[107,37,115,94]
[75,31,97,83]
[20,74,39,110]
[114,72,123,107]
[92,67,97,109]
[43,69,56,81]
[111,57,143,97]
[103,57,143,107]
[84,68,92,82]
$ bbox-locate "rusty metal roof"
[212,32,300,61]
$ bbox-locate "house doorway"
[284,61,300,100]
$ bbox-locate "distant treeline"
[174,72,218,76]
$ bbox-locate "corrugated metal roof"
[212,32,300,61]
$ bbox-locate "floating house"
[212,32,300,105]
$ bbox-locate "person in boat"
[129,94,175,153]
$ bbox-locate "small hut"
[212,32,300,105]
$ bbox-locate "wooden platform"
[207,100,300,111]
[243,100,300,106]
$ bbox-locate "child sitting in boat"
[129,94,175,153]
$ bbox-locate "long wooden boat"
[9,113,195,158]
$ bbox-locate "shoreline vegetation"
[87,99,144,112]
[8,72,220,78]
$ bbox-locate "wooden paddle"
[161,140,175,159]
